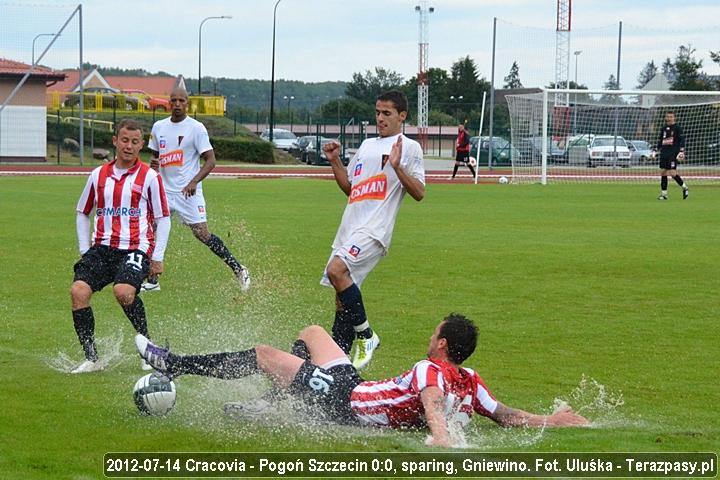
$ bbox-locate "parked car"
[259,128,298,152]
[586,135,631,168]
[469,136,515,167]
[516,136,567,164]
[121,89,170,111]
[63,87,147,110]
[627,140,655,164]
[294,135,318,162]
[305,137,350,166]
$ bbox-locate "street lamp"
[450,95,464,123]
[198,15,232,95]
[283,95,294,131]
[573,50,582,134]
[32,33,57,65]
[269,0,282,143]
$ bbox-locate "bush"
[210,137,274,164]
[46,120,274,164]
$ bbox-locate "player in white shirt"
[70,119,171,373]
[142,87,250,292]
[136,313,588,447]
[321,91,425,369]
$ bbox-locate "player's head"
[170,87,189,121]
[458,123,465,132]
[665,111,676,125]
[375,90,408,137]
[113,119,144,164]
[428,313,478,364]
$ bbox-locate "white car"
[260,128,298,152]
[587,135,631,168]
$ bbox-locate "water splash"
[46,331,125,373]
[555,374,629,428]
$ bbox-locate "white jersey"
[148,116,213,193]
[333,134,425,251]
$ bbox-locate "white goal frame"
[507,88,720,185]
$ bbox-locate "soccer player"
[451,123,476,179]
[141,87,250,292]
[136,313,589,447]
[320,90,425,370]
[70,119,170,374]
[657,111,689,200]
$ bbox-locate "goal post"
[506,88,720,184]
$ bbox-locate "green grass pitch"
[0,176,718,478]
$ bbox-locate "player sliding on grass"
[321,90,425,369]
[70,119,170,373]
[136,313,588,447]
[141,87,250,292]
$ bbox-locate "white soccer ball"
[133,372,176,416]
[498,176,509,184]
[468,156,477,167]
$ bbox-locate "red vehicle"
[121,89,171,112]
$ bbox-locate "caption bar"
[104,452,717,478]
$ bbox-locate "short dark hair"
[115,118,143,135]
[439,313,478,364]
[376,90,408,114]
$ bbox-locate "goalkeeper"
[657,111,689,200]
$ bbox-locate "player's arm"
[389,136,425,201]
[420,386,451,447]
[489,402,588,428]
[148,131,160,171]
[149,175,171,276]
[323,141,351,196]
[182,148,216,198]
[676,126,686,161]
[76,174,96,255]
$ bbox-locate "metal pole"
[198,16,232,96]
[573,50,581,135]
[78,4,84,166]
[56,109,61,164]
[488,17,497,171]
[475,91,487,185]
[612,21,622,168]
[269,0,282,143]
[541,89,549,185]
[32,33,56,66]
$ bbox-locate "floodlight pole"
[198,16,232,95]
[573,50,581,134]
[269,0,282,142]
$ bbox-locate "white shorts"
[167,191,208,225]
[320,233,385,288]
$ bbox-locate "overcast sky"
[3,0,719,89]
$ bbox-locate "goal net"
[506,89,720,184]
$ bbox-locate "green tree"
[503,61,523,89]
[317,97,374,123]
[670,45,709,90]
[345,67,405,105]
[636,60,658,89]
[661,57,676,84]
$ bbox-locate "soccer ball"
[498,176,509,184]
[133,372,176,416]
[468,156,477,167]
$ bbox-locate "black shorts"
[659,157,677,170]
[455,150,470,163]
[73,245,150,292]
[290,362,363,425]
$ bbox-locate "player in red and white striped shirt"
[135,313,588,446]
[70,119,170,374]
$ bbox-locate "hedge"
[46,120,274,164]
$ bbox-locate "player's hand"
[676,151,685,162]
[182,181,198,198]
[548,406,589,426]
[322,141,342,164]
[150,157,160,172]
[425,435,451,448]
[150,260,164,276]
[389,135,403,169]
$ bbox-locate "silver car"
[627,140,655,164]
[260,128,298,152]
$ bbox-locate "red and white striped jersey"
[350,357,497,429]
[76,160,170,255]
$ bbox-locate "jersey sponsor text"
[159,149,184,168]
[349,174,387,204]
